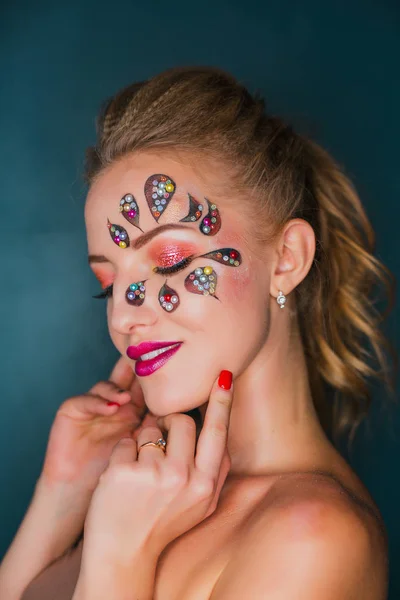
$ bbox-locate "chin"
[139,370,214,417]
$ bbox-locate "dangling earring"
[276,290,286,309]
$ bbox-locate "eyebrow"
[88,223,192,264]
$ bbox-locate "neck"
[200,302,331,478]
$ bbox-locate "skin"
[79,149,388,598]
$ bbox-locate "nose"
[109,282,159,336]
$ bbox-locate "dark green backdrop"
[1,0,399,596]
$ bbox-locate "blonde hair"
[84,66,398,448]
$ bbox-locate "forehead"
[84,151,250,249]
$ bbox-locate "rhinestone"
[140,286,145,291]
[120,232,126,240]
[234,260,239,266]
[208,275,215,281]
[130,202,136,208]
[166,303,173,311]
[204,290,209,296]
[230,259,234,264]
[161,199,166,205]
[111,226,115,232]
[159,205,163,211]
[202,226,210,234]
[152,206,157,211]
[198,204,203,210]
[160,296,165,302]
[119,241,127,248]
[124,204,130,211]
[127,292,135,300]
[171,295,178,303]
[152,193,158,199]
[157,189,164,196]
[159,182,165,189]
[203,266,213,275]
[198,285,204,291]
[120,199,125,205]
[139,293,144,299]
[152,180,158,185]
[119,206,123,212]
[191,216,196,221]
[211,204,216,210]
[199,275,207,283]
[194,280,199,286]
[125,194,133,202]
[195,268,203,276]
[130,284,138,291]
[155,199,160,205]
[211,217,217,223]
[204,282,210,289]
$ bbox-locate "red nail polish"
[218,370,232,390]
[107,401,119,407]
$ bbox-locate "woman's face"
[85,151,273,415]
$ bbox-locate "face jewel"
[200,248,242,266]
[119,193,143,232]
[107,218,130,248]
[199,199,221,236]
[144,174,176,223]
[158,281,180,313]
[184,266,218,298]
[180,193,203,223]
[126,281,146,306]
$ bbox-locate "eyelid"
[153,255,194,275]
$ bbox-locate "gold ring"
[138,438,167,454]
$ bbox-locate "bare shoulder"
[211,472,388,599]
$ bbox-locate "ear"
[269,218,316,300]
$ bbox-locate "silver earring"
[276,290,286,309]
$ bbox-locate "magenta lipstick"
[126,341,183,377]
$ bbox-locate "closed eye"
[153,256,194,276]
[93,284,113,299]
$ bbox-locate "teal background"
[1,0,399,596]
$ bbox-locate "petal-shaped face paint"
[119,193,143,232]
[159,281,180,312]
[107,219,130,248]
[144,174,176,222]
[200,248,242,266]
[180,193,203,223]
[126,281,146,306]
[185,266,218,298]
[199,199,221,236]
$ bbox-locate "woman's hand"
[77,370,233,581]
[40,355,147,492]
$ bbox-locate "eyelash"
[93,285,113,300]
[153,256,193,275]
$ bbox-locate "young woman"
[0,66,396,600]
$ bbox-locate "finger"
[107,437,137,467]
[59,394,123,419]
[156,413,197,466]
[136,426,166,466]
[194,370,233,480]
[204,448,231,518]
[89,380,132,405]
[108,355,135,390]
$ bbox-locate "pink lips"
[126,341,183,377]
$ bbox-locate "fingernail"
[218,370,232,390]
[107,401,119,407]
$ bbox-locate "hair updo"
[84,66,397,449]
